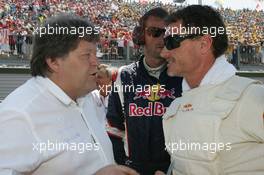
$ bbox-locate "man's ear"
[200,35,213,55]
[46,58,61,73]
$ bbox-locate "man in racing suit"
[106,8,182,175]
[160,5,264,175]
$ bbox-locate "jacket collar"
[182,55,237,91]
[138,55,168,80]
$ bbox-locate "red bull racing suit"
[106,57,182,175]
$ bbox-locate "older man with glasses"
[106,7,182,175]
[158,5,264,175]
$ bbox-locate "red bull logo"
[133,84,175,101]
[157,88,176,99]
[129,102,166,116]
[133,89,151,100]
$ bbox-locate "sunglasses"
[164,34,202,50]
[145,27,166,38]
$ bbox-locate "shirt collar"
[36,76,77,106]
[143,57,166,79]
[182,55,237,91]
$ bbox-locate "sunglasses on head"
[164,34,202,50]
[145,27,166,38]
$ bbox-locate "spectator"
[109,44,118,60]
[96,64,118,124]
[16,31,23,57]
[0,0,263,61]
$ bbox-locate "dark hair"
[132,7,168,45]
[166,5,228,58]
[30,14,99,77]
[140,7,168,29]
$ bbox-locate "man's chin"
[85,84,97,94]
[157,56,166,61]
[167,72,175,77]
[167,70,179,77]
[153,53,166,61]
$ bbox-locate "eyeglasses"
[164,34,202,50]
[145,27,166,38]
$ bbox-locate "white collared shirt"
[89,90,108,127]
[0,76,114,175]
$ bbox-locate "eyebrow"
[79,50,95,55]
[78,53,91,58]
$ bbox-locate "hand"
[154,170,166,175]
[95,165,139,175]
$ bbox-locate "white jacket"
[163,75,264,175]
[163,56,264,175]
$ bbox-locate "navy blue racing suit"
[106,57,182,175]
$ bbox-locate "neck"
[185,56,215,89]
[100,91,108,97]
[185,73,205,89]
[144,54,165,68]
[48,76,78,101]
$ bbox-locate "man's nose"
[158,34,165,44]
[90,54,99,66]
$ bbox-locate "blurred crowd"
[0,0,263,63]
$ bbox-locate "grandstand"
[0,0,264,101]
[0,0,263,64]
